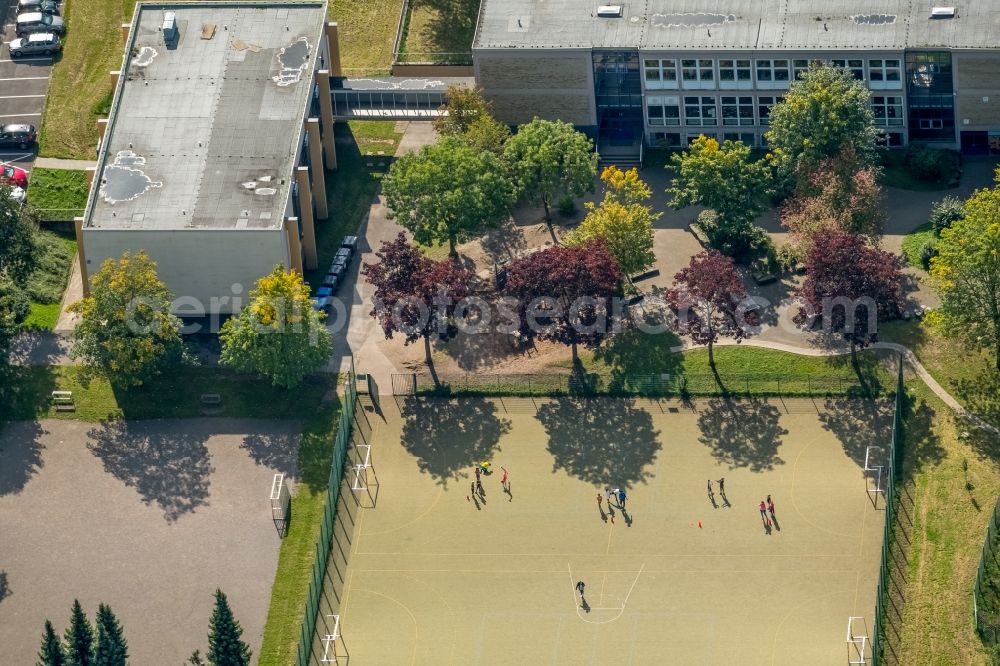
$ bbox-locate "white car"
[8,32,61,58]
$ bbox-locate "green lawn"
[39,0,136,158]
[875,318,1000,663]
[329,0,402,73]
[19,225,76,330]
[306,121,401,291]
[900,222,935,270]
[29,168,89,220]
[398,0,477,64]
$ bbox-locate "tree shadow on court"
[240,431,300,477]
[536,397,661,487]
[696,397,787,472]
[86,421,214,522]
[819,395,898,469]
[0,571,10,605]
[0,420,45,496]
[399,397,511,487]
[592,327,684,394]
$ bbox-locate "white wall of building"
[83,228,291,316]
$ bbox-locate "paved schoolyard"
[0,418,300,664]
[318,396,890,665]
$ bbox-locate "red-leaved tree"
[781,148,885,250]
[503,241,620,364]
[667,249,757,367]
[362,232,474,381]
[799,230,902,363]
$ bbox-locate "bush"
[557,195,577,218]
[919,241,939,271]
[25,227,75,304]
[904,143,960,182]
[929,195,964,236]
[775,242,803,273]
[698,210,771,264]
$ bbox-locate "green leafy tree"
[929,195,964,236]
[766,62,879,170]
[206,590,252,666]
[668,136,771,258]
[37,620,66,666]
[93,604,128,666]
[598,165,652,206]
[69,251,182,387]
[504,117,598,226]
[433,86,493,136]
[931,180,1000,370]
[382,137,514,257]
[0,183,37,285]
[563,201,656,280]
[64,600,94,666]
[220,266,332,388]
[462,113,511,156]
[0,277,29,360]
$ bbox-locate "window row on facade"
[643,57,902,90]
[648,130,905,149]
[646,95,903,127]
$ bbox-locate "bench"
[688,222,711,247]
[52,390,75,412]
[200,393,222,405]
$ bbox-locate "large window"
[756,59,790,89]
[721,96,754,126]
[723,132,756,146]
[906,51,954,141]
[649,131,681,147]
[644,59,678,89]
[719,59,752,89]
[758,96,783,125]
[681,59,714,89]
[831,58,865,80]
[646,95,681,126]
[792,59,812,80]
[872,96,904,126]
[684,96,717,125]
[869,59,902,89]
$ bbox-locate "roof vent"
[930,6,956,18]
[597,5,623,18]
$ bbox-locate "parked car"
[7,186,26,205]
[16,12,65,36]
[8,33,61,58]
[17,0,59,15]
[0,124,36,149]
[0,164,29,188]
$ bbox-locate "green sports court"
[314,395,890,665]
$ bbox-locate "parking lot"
[0,0,56,168]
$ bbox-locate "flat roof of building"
[85,1,327,231]
[474,0,998,52]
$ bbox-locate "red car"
[0,163,28,188]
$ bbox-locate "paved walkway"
[31,157,97,170]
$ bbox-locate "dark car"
[0,124,36,149]
[16,12,65,36]
[16,0,59,15]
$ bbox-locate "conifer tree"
[64,600,94,666]
[93,604,128,666]
[206,590,251,666]
[37,620,65,666]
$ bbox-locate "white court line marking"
[567,562,646,624]
[0,76,48,81]
[0,113,40,117]
[0,94,45,98]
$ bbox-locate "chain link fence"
[391,370,891,398]
[295,363,357,666]
[872,355,906,665]
[974,496,1000,644]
